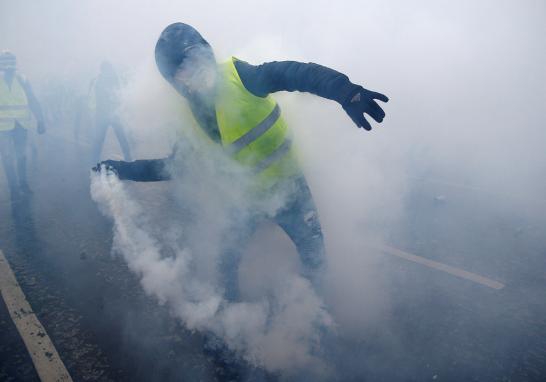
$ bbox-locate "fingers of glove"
[92,161,115,173]
[347,110,362,128]
[370,91,389,103]
[357,112,372,131]
[345,105,372,130]
[367,100,386,123]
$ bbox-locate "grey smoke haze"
[89,146,334,373]
[2,0,546,378]
[3,0,544,204]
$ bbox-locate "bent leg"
[219,246,244,302]
[0,130,19,198]
[218,219,257,302]
[274,177,326,287]
[12,126,29,191]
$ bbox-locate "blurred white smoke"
[89,53,398,374]
[87,25,408,373]
[4,0,545,377]
[90,143,335,375]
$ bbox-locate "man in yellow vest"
[0,51,45,200]
[94,23,388,301]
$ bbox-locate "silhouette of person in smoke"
[89,61,132,164]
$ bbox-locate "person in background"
[0,51,45,201]
[89,61,132,164]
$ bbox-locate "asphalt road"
[1,128,546,381]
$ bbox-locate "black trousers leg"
[0,129,18,197]
[12,126,28,190]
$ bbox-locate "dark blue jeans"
[220,176,325,301]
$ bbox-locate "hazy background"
[1,0,546,380]
[2,0,545,207]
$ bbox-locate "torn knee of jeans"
[303,210,317,225]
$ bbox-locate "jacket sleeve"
[234,59,361,105]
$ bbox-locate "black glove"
[92,160,121,175]
[342,86,389,131]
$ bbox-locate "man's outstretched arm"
[93,158,172,182]
[234,59,388,131]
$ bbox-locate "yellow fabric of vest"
[0,75,31,131]
[214,57,300,190]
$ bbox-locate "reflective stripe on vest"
[226,103,281,154]
[253,138,293,174]
[0,75,31,131]
[215,57,300,189]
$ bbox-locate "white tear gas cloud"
[3,0,546,377]
[90,152,334,374]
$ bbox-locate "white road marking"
[0,249,73,382]
[378,244,505,290]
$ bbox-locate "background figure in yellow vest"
[0,51,45,200]
[94,23,388,301]
[89,61,132,164]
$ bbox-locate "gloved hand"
[92,159,121,175]
[37,121,46,134]
[342,86,389,131]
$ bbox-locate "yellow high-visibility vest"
[214,57,300,190]
[0,75,31,131]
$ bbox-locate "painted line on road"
[378,244,505,290]
[0,249,73,382]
